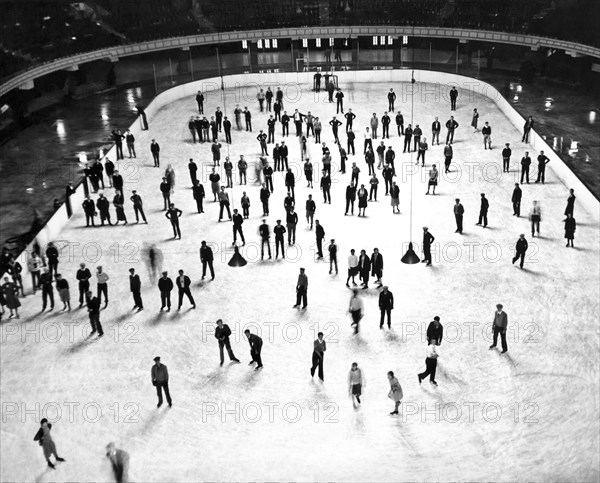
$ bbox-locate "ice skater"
[151,357,172,408]
[378,285,394,329]
[425,164,438,195]
[86,290,103,336]
[310,332,326,381]
[422,227,435,266]
[175,269,196,310]
[387,371,403,415]
[215,319,240,365]
[294,267,308,309]
[348,362,365,406]
[106,442,129,483]
[245,329,263,370]
[348,289,364,334]
[489,304,508,353]
[427,316,443,345]
[529,200,541,237]
[346,249,359,286]
[33,419,66,469]
[564,213,576,247]
[512,234,528,269]
[418,343,439,386]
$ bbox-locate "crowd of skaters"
[0,75,589,475]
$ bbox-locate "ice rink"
[1,77,599,482]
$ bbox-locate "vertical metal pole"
[169,57,173,83]
[152,64,158,95]
[455,44,459,73]
[291,39,295,71]
[477,49,480,78]
[357,39,360,70]
[189,49,194,81]
[429,42,432,70]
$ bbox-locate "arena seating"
[1,0,598,78]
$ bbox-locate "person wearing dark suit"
[371,248,383,286]
[347,129,356,155]
[86,290,103,336]
[165,204,182,239]
[82,196,96,227]
[396,111,404,136]
[403,125,413,152]
[244,107,252,132]
[335,89,344,114]
[215,319,240,365]
[281,112,290,136]
[476,193,489,227]
[449,86,458,110]
[150,139,160,167]
[489,304,508,353]
[358,250,371,289]
[502,143,512,172]
[564,189,576,217]
[232,209,245,245]
[96,194,111,226]
[294,267,308,309]
[286,208,298,245]
[329,117,343,143]
[45,242,60,280]
[263,163,274,193]
[285,169,296,200]
[151,356,172,407]
[321,171,331,204]
[381,112,391,139]
[257,131,268,156]
[512,234,528,269]
[199,241,215,280]
[158,271,173,311]
[125,130,136,158]
[535,151,550,184]
[512,183,522,216]
[345,182,356,216]
[422,227,435,266]
[76,263,91,307]
[112,129,124,160]
[378,286,394,329]
[40,269,54,311]
[564,213,576,247]
[245,330,263,369]
[273,220,286,259]
[344,109,356,132]
[280,142,289,170]
[196,91,204,114]
[520,152,531,183]
[128,268,143,311]
[388,88,396,111]
[426,316,443,345]
[175,269,195,310]
[522,116,534,142]
[315,220,325,259]
[445,117,459,144]
[192,181,205,214]
[267,116,276,143]
[130,190,147,223]
[260,184,270,216]
[259,220,272,260]
[454,198,465,233]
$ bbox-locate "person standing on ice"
[33,418,65,469]
[348,362,365,406]
[387,371,403,415]
[106,442,129,483]
[489,303,508,353]
[348,289,363,334]
[244,329,263,370]
[151,356,172,408]
[426,316,443,345]
[310,332,326,381]
[215,319,240,366]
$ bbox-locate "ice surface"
[1,79,599,483]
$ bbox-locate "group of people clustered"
[0,73,583,475]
